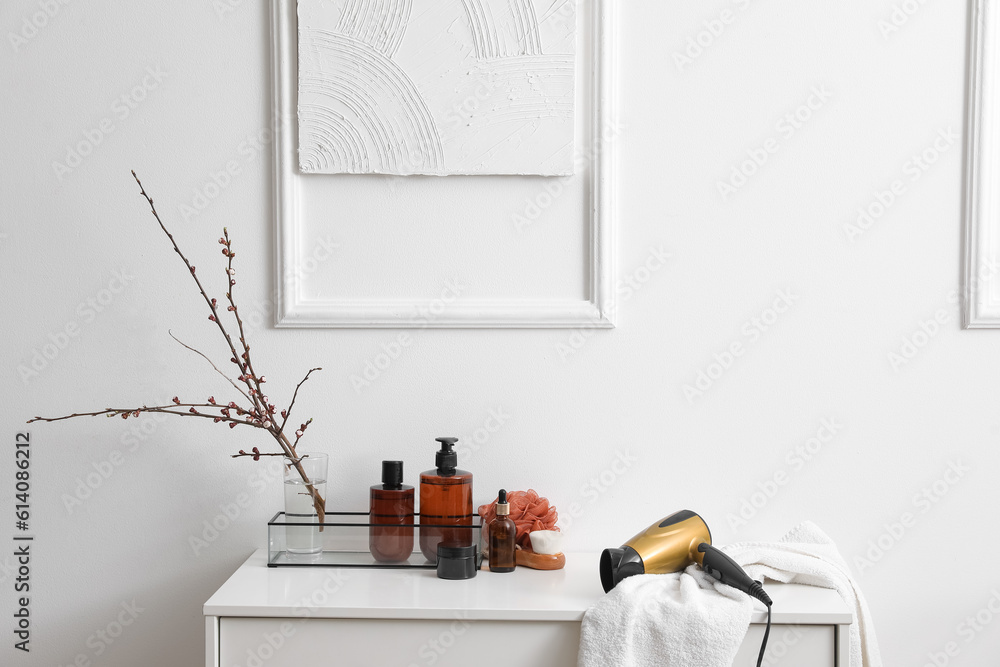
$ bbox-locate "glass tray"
[267,511,483,568]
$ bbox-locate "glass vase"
[282,452,328,557]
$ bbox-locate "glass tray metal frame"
[267,510,483,569]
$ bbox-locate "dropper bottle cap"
[496,489,510,516]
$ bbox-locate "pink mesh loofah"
[478,489,559,549]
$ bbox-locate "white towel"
[723,521,883,667]
[578,565,756,667]
[578,521,882,667]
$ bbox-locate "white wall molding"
[964,0,1000,327]
[271,0,618,329]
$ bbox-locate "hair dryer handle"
[698,543,772,607]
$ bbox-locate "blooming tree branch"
[27,172,327,524]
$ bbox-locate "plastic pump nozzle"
[434,437,458,475]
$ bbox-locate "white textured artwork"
[296,0,576,176]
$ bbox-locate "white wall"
[0,1,990,665]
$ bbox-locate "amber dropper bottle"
[489,489,516,573]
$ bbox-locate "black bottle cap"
[434,437,458,475]
[496,489,509,516]
[382,461,403,489]
[436,544,478,580]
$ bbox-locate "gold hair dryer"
[600,510,771,608]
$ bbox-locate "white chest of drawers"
[204,550,852,666]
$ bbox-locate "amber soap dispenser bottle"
[419,437,473,562]
[489,489,516,573]
[369,460,415,563]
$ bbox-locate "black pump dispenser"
[434,437,458,475]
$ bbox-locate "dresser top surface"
[204,550,853,624]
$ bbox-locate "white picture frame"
[270,0,618,329]
[965,0,1000,327]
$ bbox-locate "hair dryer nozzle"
[600,546,645,592]
[599,548,622,593]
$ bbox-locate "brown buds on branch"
[27,172,328,524]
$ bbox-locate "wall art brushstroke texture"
[296,0,576,176]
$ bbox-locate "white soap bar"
[529,530,564,555]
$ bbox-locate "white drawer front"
[734,624,835,667]
[220,617,581,667]
[218,618,834,667]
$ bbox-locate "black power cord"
[755,602,772,667]
[696,545,773,667]
[745,579,773,667]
